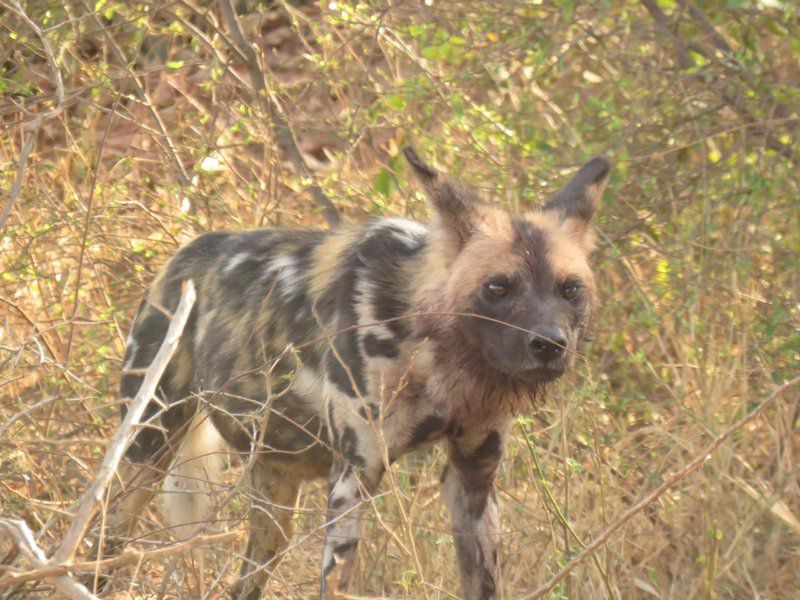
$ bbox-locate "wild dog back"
[114,148,609,599]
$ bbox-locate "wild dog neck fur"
[111,148,609,600]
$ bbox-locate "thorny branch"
[0,519,94,600]
[0,530,237,588]
[0,281,197,597]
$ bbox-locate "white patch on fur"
[122,339,138,371]
[162,412,226,540]
[329,469,359,508]
[354,273,395,345]
[378,217,427,249]
[293,367,325,405]
[222,252,251,275]
[263,254,301,299]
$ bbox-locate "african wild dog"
[107,148,609,599]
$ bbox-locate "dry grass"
[1,1,799,598]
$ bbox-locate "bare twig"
[0,281,196,596]
[52,280,196,564]
[0,0,66,232]
[0,519,94,600]
[217,0,340,227]
[521,374,800,599]
[640,0,796,165]
[0,530,236,588]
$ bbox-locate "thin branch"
[217,0,340,227]
[0,0,66,232]
[0,122,38,233]
[0,519,95,600]
[640,0,796,166]
[0,531,236,588]
[51,280,197,565]
[521,374,800,599]
[0,281,196,596]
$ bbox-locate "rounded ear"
[544,157,610,225]
[404,146,480,251]
[403,146,438,185]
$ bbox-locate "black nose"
[529,327,567,363]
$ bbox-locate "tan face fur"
[406,148,609,387]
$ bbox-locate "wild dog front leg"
[441,423,510,600]
[320,404,384,598]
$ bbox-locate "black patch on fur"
[511,219,555,287]
[322,238,368,397]
[122,307,196,463]
[408,415,446,448]
[327,340,362,396]
[180,231,230,260]
[120,373,143,401]
[362,224,427,339]
[358,404,380,421]
[128,312,169,367]
[339,426,366,468]
[480,573,496,599]
[329,495,348,510]
[450,431,504,518]
[333,540,357,557]
[319,222,427,396]
[468,431,502,463]
[244,392,334,470]
[362,333,399,358]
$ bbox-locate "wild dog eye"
[562,283,581,300]
[487,283,507,298]
[485,277,512,299]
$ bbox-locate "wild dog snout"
[528,325,567,364]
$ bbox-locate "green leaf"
[374,168,395,197]
[384,94,406,111]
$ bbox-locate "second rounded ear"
[403,146,439,183]
[544,157,611,224]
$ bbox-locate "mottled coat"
[108,148,610,600]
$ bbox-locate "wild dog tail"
[120,278,199,464]
[162,411,226,539]
[119,232,235,536]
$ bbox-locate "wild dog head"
[406,147,609,386]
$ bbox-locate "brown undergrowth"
[1,1,798,598]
